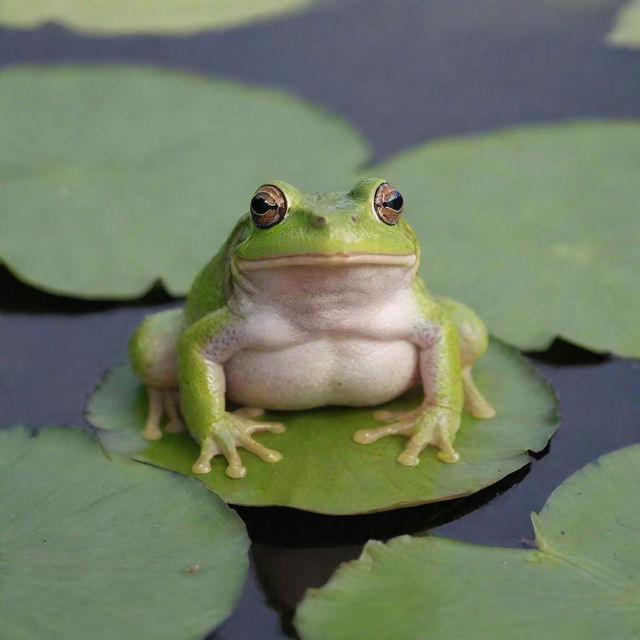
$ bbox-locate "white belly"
[224,337,419,410]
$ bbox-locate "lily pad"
[0,426,249,639]
[295,443,640,640]
[0,65,368,298]
[87,339,558,515]
[371,121,640,358]
[0,0,320,35]
[608,0,640,49]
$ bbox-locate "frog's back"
[184,216,248,324]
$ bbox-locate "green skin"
[130,178,495,479]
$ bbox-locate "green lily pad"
[0,0,320,35]
[87,339,558,515]
[0,426,249,639]
[295,443,640,640]
[0,65,368,298]
[608,0,640,49]
[371,120,640,358]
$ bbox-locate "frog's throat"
[236,253,417,271]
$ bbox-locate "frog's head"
[233,178,419,272]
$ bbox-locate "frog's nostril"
[313,216,327,227]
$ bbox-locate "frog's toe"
[225,462,247,479]
[396,433,430,467]
[352,428,379,444]
[247,421,286,435]
[353,420,413,444]
[231,413,285,467]
[142,425,163,440]
[191,437,220,475]
[396,429,460,467]
[219,442,247,479]
[396,450,420,466]
[437,449,461,463]
[192,460,212,474]
[434,429,460,463]
[191,439,248,479]
[232,407,286,434]
[238,434,283,463]
[467,402,496,420]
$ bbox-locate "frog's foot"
[353,403,461,466]
[142,387,184,440]
[462,364,496,419]
[191,408,285,479]
[142,388,164,440]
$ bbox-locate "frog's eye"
[374,183,404,225]
[250,185,288,229]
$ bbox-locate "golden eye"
[374,183,404,225]
[250,185,288,229]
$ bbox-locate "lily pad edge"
[87,336,560,515]
[294,442,640,639]
[0,423,251,640]
[0,0,324,35]
[0,62,371,300]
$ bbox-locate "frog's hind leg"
[461,363,495,419]
[436,296,496,420]
[142,388,183,441]
[162,390,185,434]
[142,388,164,440]
[129,308,184,440]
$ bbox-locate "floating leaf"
[0,426,249,639]
[87,339,558,515]
[372,121,640,357]
[608,0,640,49]
[295,443,640,640]
[0,0,320,35]
[0,65,368,298]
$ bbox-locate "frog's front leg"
[353,315,464,466]
[178,308,285,479]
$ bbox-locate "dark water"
[1,1,639,638]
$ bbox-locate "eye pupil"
[384,192,403,211]
[251,195,277,215]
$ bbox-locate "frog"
[129,178,495,479]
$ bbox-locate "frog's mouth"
[237,253,416,270]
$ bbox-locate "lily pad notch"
[295,443,640,640]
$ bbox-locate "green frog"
[129,179,495,479]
